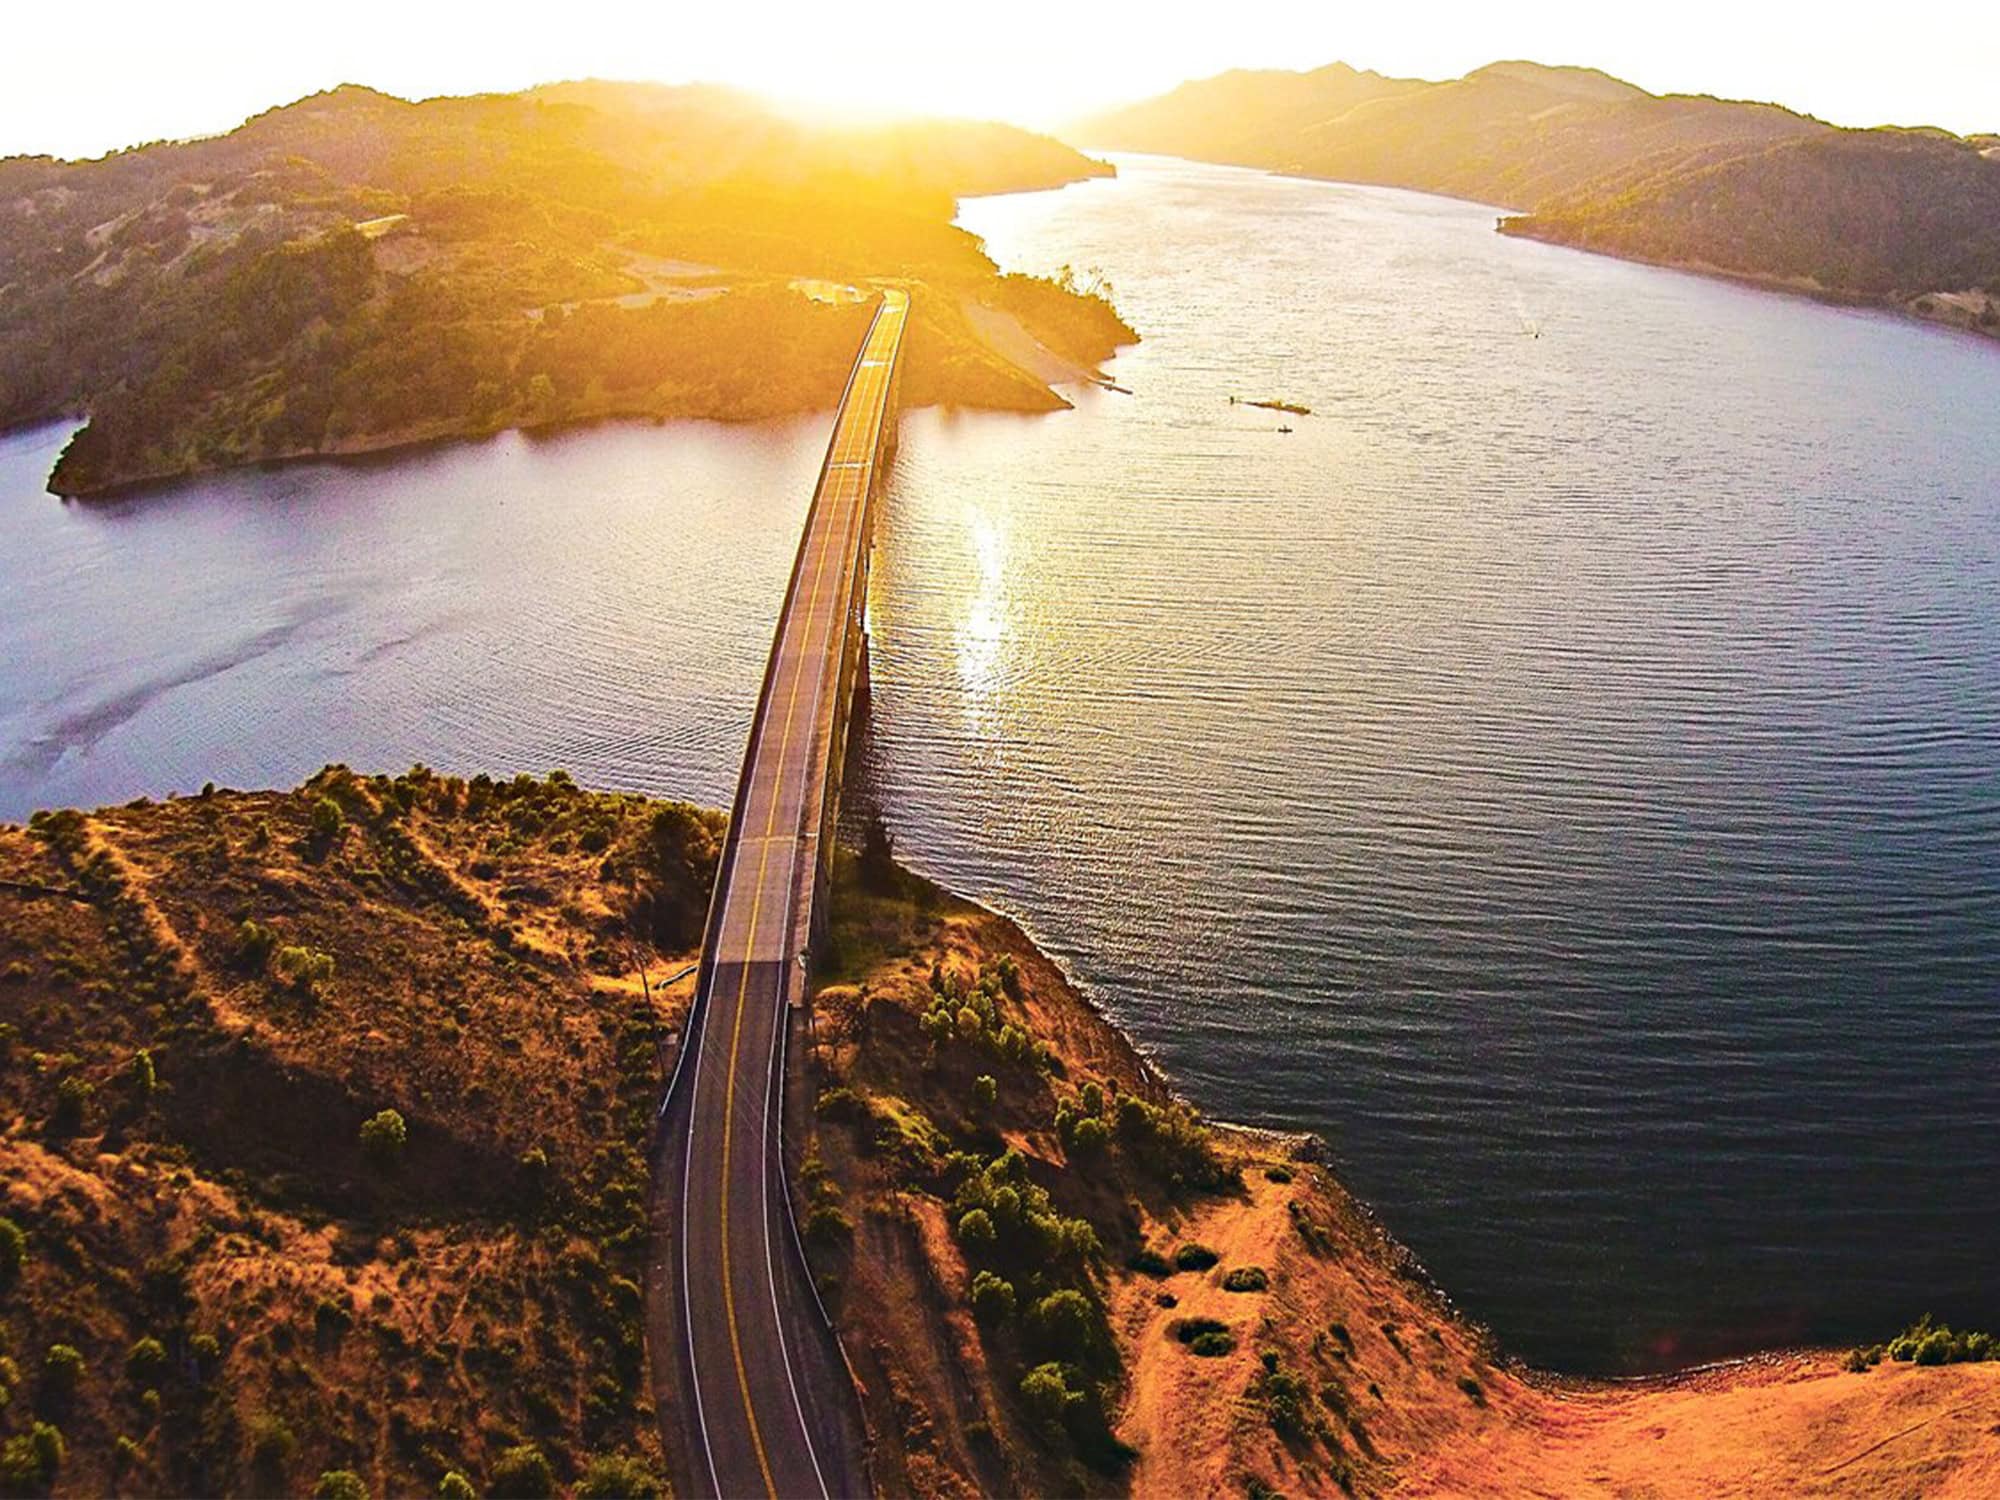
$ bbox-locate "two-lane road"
[665,289,907,1499]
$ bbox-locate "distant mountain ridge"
[1075,60,2000,339]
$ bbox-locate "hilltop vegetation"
[0,83,1130,497]
[1077,59,2000,336]
[799,850,2000,1498]
[1504,127,2000,322]
[0,769,714,1497]
[6,772,2000,1496]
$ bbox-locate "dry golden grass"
[0,768,699,1498]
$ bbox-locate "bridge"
[652,288,908,1499]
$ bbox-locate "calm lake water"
[4,155,1997,1373]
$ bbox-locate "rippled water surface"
[863,158,2000,1372]
[2,155,1996,1372]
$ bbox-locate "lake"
[3,154,1996,1373]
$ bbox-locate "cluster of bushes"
[1250,1352,1321,1442]
[950,1150,1099,1276]
[943,1149,1129,1469]
[916,960,1039,1067]
[1171,1316,1235,1358]
[1850,1315,1999,1371]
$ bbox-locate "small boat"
[1277,425,1294,434]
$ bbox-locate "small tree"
[309,797,345,842]
[314,1470,369,1500]
[125,1338,167,1384]
[1018,1362,1075,1436]
[438,1474,476,1500]
[42,1344,85,1400]
[51,1075,93,1134]
[489,1443,556,1500]
[969,1271,1016,1328]
[575,1453,663,1499]
[359,1109,407,1166]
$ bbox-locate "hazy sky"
[5,0,1996,159]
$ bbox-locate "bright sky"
[5,0,1995,160]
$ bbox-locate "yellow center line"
[715,307,895,1498]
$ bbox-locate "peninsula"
[0,84,1132,498]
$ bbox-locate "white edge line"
[679,968,724,1500]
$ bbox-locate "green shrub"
[438,1473,476,1500]
[575,1453,662,1499]
[234,919,278,971]
[125,1337,167,1383]
[969,1271,1016,1328]
[972,1075,997,1110]
[0,1218,23,1285]
[51,1075,93,1134]
[1252,1357,1316,1440]
[804,1203,852,1246]
[1458,1374,1485,1403]
[1222,1266,1269,1293]
[314,1470,369,1500]
[814,1086,866,1122]
[1125,1247,1170,1277]
[1069,1116,1109,1156]
[359,1108,407,1164]
[41,1344,84,1398]
[0,1423,63,1491]
[310,797,345,841]
[489,1442,556,1499]
[1170,1315,1236,1357]
[272,944,336,994]
[1879,1315,1997,1367]
[1027,1288,1103,1366]
[126,1049,158,1095]
[957,1208,996,1248]
[1265,1165,1294,1183]
[1018,1362,1077,1434]
[1175,1244,1218,1272]
[249,1414,296,1470]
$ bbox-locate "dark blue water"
[858,157,2000,1372]
[2,155,1996,1373]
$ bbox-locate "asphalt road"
[669,289,907,1500]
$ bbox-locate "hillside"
[5,777,1998,1495]
[795,852,2000,1498]
[1074,59,2000,339]
[0,768,711,1497]
[0,83,1130,498]
[1502,128,2000,328]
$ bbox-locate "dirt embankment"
[798,857,2000,1498]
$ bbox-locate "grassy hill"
[0,768,712,1497]
[6,774,1999,1496]
[1074,59,2000,338]
[0,83,1130,498]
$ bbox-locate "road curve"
[660,289,907,1500]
